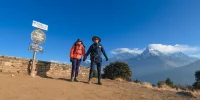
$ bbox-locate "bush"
[186,85,194,92]
[102,61,132,81]
[193,70,200,90]
[195,70,200,82]
[157,81,165,88]
[152,84,156,87]
[174,84,187,91]
[165,77,174,88]
[193,82,200,90]
[133,79,142,83]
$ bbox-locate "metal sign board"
[31,29,46,44]
[29,43,43,52]
[32,20,48,31]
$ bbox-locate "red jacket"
[70,43,85,59]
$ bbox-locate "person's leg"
[71,59,77,81]
[97,62,102,85]
[88,61,95,83]
[74,59,81,82]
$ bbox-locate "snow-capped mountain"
[128,46,197,68]
[120,46,198,79]
[103,52,139,65]
[139,46,164,58]
[111,52,139,60]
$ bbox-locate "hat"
[92,36,101,42]
[76,39,82,42]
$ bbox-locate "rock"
[11,74,15,77]
[4,62,12,66]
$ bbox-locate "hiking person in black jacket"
[83,36,108,85]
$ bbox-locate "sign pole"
[30,43,37,77]
[29,20,47,77]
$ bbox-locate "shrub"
[102,61,132,81]
[186,85,194,92]
[133,79,142,84]
[174,84,187,91]
[157,81,165,88]
[193,82,200,90]
[195,70,200,82]
[152,84,156,87]
[165,77,174,88]
[193,70,200,90]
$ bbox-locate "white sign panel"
[32,20,48,31]
[29,43,43,52]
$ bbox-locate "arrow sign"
[29,43,43,52]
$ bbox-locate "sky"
[0,0,200,63]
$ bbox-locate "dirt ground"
[0,74,199,100]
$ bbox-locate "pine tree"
[193,70,200,90]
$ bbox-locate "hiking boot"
[98,82,102,85]
[88,80,91,84]
[74,78,79,82]
[71,77,74,82]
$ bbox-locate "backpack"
[70,45,77,62]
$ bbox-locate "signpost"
[29,20,47,77]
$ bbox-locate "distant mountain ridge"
[103,45,199,84]
[138,60,200,85]
[81,45,199,85]
[109,46,197,68]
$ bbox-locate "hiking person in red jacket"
[70,39,86,82]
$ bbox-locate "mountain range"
[82,45,199,85]
[138,60,200,85]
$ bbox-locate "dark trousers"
[71,59,81,78]
[89,61,102,82]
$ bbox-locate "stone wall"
[0,55,90,78]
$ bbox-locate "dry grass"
[115,78,124,82]
[141,82,153,88]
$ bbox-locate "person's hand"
[70,58,73,62]
[83,56,87,61]
[105,57,108,61]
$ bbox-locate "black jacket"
[85,43,108,61]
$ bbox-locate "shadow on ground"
[176,92,196,98]
[28,60,51,78]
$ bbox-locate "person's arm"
[85,45,92,57]
[82,46,86,56]
[101,44,108,61]
[83,45,92,61]
[70,46,75,62]
[70,46,75,58]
